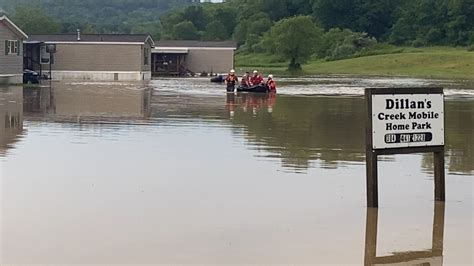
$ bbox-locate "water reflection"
[23,83,152,123]
[420,100,474,176]
[226,94,473,174]
[226,93,277,117]
[23,86,55,116]
[228,95,367,171]
[145,86,474,174]
[1,81,473,175]
[0,87,24,157]
[364,202,445,266]
[444,100,474,175]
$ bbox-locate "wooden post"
[432,201,445,255]
[364,207,378,266]
[365,89,379,208]
[366,151,378,208]
[434,148,446,201]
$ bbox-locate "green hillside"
[236,47,474,80]
[0,0,194,37]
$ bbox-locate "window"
[144,47,149,65]
[40,45,50,64]
[5,40,18,55]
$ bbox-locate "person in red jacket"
[240,71,251,88]
[266,74,277,93]
[250,70,263,86]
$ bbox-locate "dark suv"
[23,69,40,84]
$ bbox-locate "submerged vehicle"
[210,75,224,83]
[23,69,40,84]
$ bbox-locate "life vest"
[241,75,250,86]
[250,75,263,86]
[225,74,238,85]
[267,79,276,93]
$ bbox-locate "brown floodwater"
[0,77,472,264]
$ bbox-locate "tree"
[131,21,162,40]
[182,5,208,31]
[202,21,227,41]
[12,7,60,34]
[172,21,200,40]
[312,0,358,31]
[233,20,251,45]
[312,0,401,40]
[265,16,322,71]
[255,0,289,21]
[213,6,238,37]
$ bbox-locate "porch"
[151,48,188,76]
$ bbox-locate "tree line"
[0,0,194,38]
[2,0,473,70]
[160,0,473,69]
[162,0,473,46]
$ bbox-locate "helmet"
[268,74,273,79]
[230,69,235,73]
[253,70,258,74]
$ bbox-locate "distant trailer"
[24,32,154,82]
[152,40,237,77]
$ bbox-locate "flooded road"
[0,77,472,264]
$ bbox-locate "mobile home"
[25,33,154,81]
[0,14,28,84]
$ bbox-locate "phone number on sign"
[385,133,433,144]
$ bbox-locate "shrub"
[412,39,426,47]
[330,44,357,60]
[323,30,377,61]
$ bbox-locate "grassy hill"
[236,47,474,80]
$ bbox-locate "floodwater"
[0,77,472,265]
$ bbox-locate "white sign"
[372,93,444,149]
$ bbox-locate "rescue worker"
[266,74,277,93]
[250,70,264,86]
[240,71,251,88]
[225,69,238,92]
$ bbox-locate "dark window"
[144,47,149,65]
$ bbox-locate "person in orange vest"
[250,70,264,86]
[266,74,277,93]
[225,69,239,92]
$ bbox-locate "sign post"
[46,44,56,80]
[365,88,445,207]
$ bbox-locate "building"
[152,40,237,76]
[24,33,154,81]
[0,14,28,84]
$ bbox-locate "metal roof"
[26,34,154,44]
[0,15,28,39]
[156,40,237,49]
[153,48,189,54]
